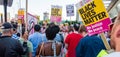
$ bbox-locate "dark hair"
[45,26,58,40]
[48,22,55,27]
[73,24,79,31]
[54,25,60,33]
[17,33,20,37]
[22,27,25,36]
[12,23,18,29]
[34,24,41,31]
[112,17,116,23]
[68,26,74,33]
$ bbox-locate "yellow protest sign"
[51,5,62,22]
[18,9,24,16]
[78,0,109,26]
[51,8,62,16]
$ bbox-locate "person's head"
[1,22,13,36]
[54,25,60,33]
[45,26,58,40]
[68,25,74,33]
[22,27,28,40]
[12,23,18,34]
[17,33,20,37]
[48,22,55,27]
[110,11,120,50]
[79,25,87,37]
[34,24,41,32]
[73,24,80,31]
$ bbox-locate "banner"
[50,5,62,22]
[66,4,74,16]
[78,0,111,36]
[27,13,38,35]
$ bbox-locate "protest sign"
[27,13,38,35]
[78,0,111,36]
[66,4,74,16]
[50,5,62,22]
[18,9,24,24]
[78,0,111,50]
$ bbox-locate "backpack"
[36,41,62,57]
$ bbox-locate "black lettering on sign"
[83,11,107,25]
[79,8,85,14]
[51,8,61,16]
[101,12,106,18]
[79,1,96,15]
[91,1,96,8]
[84,18,94,25]
[91,9,96,15]
[81,9,96,20]
[94,12,107,21]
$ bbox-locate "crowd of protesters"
[0,12,120,57]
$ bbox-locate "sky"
[0,0,81,21]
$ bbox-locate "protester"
[76,25,106,57]
[36,25,62,57]
[47,23,64,43]
[103,12,120,57]
[11,23,20,39]
[28,24,47,57]
[41,23,47,34]
[65,24,83,57]
[54,25,63,43]
[0,22,24,57]
[19,27,33,57]
[78,25,88,37]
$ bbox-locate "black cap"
[1,22,13,29]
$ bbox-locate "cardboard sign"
[78,0,111,36]
[50,5,62,22]
[66,4,74,16]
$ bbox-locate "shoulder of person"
[103,52,120,57]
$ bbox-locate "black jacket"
[0,36,24,57]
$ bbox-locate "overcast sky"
[0,0,81,21]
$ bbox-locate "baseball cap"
[1,22,13,29]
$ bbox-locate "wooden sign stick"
[100,33,111,51]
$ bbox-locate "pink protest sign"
[50,16,61,22]
[86,18,111,36]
